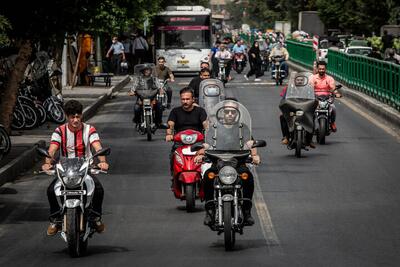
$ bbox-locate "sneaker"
[95,220,105,233]
[47,222,60,236]
[330,122,337,132]
[308,142,316,149]
[281,137,289,145]
[254,78,261,82]
[244,75,249,81]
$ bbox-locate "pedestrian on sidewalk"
[122,35,134,74]
[244,41,263,82]
[132,31,149,67]
[106,36,126,75]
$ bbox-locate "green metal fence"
[286,40,400,111]
[286,40,316,69]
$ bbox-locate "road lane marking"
[250,165,283,253]
[339,98,400,142]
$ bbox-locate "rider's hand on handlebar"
[251,155,261,165]
[42,163,53,171]
[97,162,109,171]
[165,134,174,142]
[335,93,342,98]
[194,155,204,164]
[128,91,135,96]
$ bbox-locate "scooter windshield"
[279,72,318,133]
[58,157,85,176]
[132,64,159,99]
[199,79,225,115]
[205,100,252,152]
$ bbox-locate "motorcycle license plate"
[60,190,86,196]
[143,99,151,105]
[177,60,189,64]
[236,59,242,62]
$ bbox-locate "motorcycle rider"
[309,61,341,132]
[128,64,165,128]
[154,56,175,109]
[195,98,261,226]
[214,43,232,81]
[269,42,289,78]
[279,75,315,148]
[165,87,208,176]
[42,100,109,236]
[188,67,211,101]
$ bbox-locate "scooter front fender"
[179,172,201,184]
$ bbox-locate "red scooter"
[171,129,204,212]
[233,52,246,74]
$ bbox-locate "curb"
[287,61,400,129]
[0,76,131,187]
[82,75,131,121]
[0,140,46,187]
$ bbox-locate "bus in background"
[154,6,212,73]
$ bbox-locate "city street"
[1,70,400,266]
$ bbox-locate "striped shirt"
[50,123,100,158]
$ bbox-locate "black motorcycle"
[315,85,342,144]
[279,72,318,157]
[192,100,266,251]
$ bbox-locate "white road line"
[339,98,400,142]
[250,165,283,253]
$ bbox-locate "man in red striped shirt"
[42,100,109,236]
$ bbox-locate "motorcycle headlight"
[143,99,151,105]
[219,166,238,185]
[62,171,84,188]
[319,101,328,109]
[295,110,304,116]
[181,134,198,145]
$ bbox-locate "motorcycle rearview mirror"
[91,148,111,159]
[36,147,51,158]
[335,84,342,90]
[252,140,267,148]
[190,143,204,152]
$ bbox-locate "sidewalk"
[0,75,131,186]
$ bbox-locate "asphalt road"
[1,69,400,267]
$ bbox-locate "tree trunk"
[0,39,32,133]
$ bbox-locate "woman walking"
[244,41,263,82]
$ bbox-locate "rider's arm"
[166,121,175,141]
[91,141,109,171]
[284,48,289,61]
[168,68,175,82]
[42,143,59,170]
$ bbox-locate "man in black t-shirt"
[166,87,208,140]
[166,87,208,176]
[188,68,211,102]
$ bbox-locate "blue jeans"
[271,61,289,78]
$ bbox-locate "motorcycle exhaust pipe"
[63,214,67,232]
[80,213,84,232]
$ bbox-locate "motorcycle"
[271,55,286,85]
[192,100,266,250]
[279,72,318,158]
[37,147,110,257]
[260,49,270,73]
[171,129,205,212]
[233,52,246,74]
[133,64,161,141]
[155,79,168,110]
[217,58,229,86]
[315,85,342,144]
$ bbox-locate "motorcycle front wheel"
[185,184,195,212]
[48,102,66,124]
[318,118,327,144]
[145,115,152,141]
[223,201,235,251]
[295,130,302,158]
[11,109,25,130]
[66,208,87,257]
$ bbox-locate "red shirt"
[309,74,335,96]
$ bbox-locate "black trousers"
[280,114,313,144]
[47,176,104,219]
[203,166,254,211]
[247,59,262,78]
[166,85,172,104]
